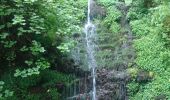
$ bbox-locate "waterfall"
[64,0,98,99]
[84,0,97,100]
[87,0,91,23]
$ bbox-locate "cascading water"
[64,1,133,99]
[84,0,97,99]
[64,0,98,99]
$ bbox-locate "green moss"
[127,68,139,78]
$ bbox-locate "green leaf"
[14,69,21,77]
[25,60,33,66]
[0,93,2,98]
[0,81,4,85]
[0,25,5,29]
[20,46,29,51]
[0,86,3,91]
[4,90,13,97]
[0,33,9,39]
[12,15,25,25]
[2,41,17,48]
[30,40,46,55]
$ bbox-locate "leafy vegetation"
[0,0,86,99]
[0,0,170,99]
[128,0,170,99]
[97,0,170,99]
[0,81,13,99]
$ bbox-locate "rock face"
[96,68,130,100]
[95,1,134,99]
[154,94,167,100]
[136,70,153,83]
[90,0,106,19]
[95,68,154,100]
[61,0,157,99]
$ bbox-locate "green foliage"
[0,81,13,99]
[105,6,121,33]
[133,4,170,73]
[130,17,151,37]
[25,94,41,100]
[14,58,50,78]
[102,6,121,32]
[0,69,75,99]
[96,0,117,7]
[47,88,60,100]
[0,0,86,75]
[127,82,139,96]
[125,0,132,5]
[132,75,170,99]
[41,70,75,87]
[3,41,17,48]
[12,15,26,25]
[57,41,75,53]
[30,40,46,55]
[130,1,170,99]
[0,33,9,39]
[0,0,86,99]
[127,68,139,78]
[95,0,131,69]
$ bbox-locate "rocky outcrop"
[154,94,168,100]
[96,68,129,100]
[96,68,154,100]
[90,0,106,19]
[94,1,134,100]
[136,70,153,83]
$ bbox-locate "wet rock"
[29,86,46,94]
[111,71,130,81]
[96,68,129,100]
[114,63,128,71]
[90,0,106,19]
[97,69,130,82]
[97,89,113,100]
[126,68,154,83]
[136,70,153,83]
[55,83,65,92]
[72,33,81,39]
[154,94,167,100]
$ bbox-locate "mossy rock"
[154,94,168,100]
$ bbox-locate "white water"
[65,0,97,99]
[84,0,97,99]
